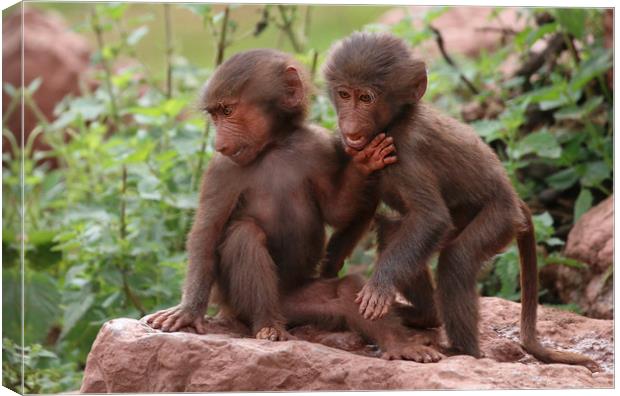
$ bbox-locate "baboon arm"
[373,185,451,285]
[321,203,377,278]
[182,162,240,314]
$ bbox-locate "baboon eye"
[359,94,372,103]
[222,106,233,116]
[338,91,351,99]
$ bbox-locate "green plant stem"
[91,10,120,126]
[2,92,20,125]
[164,4,173,98]
[310,49,319,82]
[122,272,146,315]
[23,92,49,127]
[114,20,161,95]
[192,122,211,192]
[303,6,312,39]
[117,165,145,315]
[120,165,127,241]
[277,5,303,53]
[215,6,230,67]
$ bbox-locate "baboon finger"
[376,136,394,153]
[169,315,189,332]
[383,156,398,165]
[151,311,172,328]
[363,294,379,320]
[367,133,386,150]
[358,291,372,316]
[379,144,396,158]
[161,311,182,331]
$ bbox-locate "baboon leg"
[219,219,290,340]
[283,275,443,362]
[397,266,441,329]
[376,213,440,328]
[436,203,516,357]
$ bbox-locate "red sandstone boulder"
[2,7,91,157]
[543,196,613,319]
[565,196,613,273]
[379,7,526,62]
[80,297,613,392]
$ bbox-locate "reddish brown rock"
[2,7,91,158]
[565,196,613,273]
[543,196,613,319]
[379,7,527,60]
[80,298,613,392]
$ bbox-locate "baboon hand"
[355,281,396,320]
[346,133,397,175]
[143,305,207,334]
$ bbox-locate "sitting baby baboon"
[322,32,598,371]
[145,49,442,362]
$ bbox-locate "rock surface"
[80,297,613,392]
[565,196,613,273]
[542,197,613,319]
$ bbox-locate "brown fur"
[323,32,598,371]
[145,49,441,362]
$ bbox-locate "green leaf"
[554,96,604,121]
[4,82,18,97]
[180,4,212,17]
[494,246,520,300]
[71,97,105,121]
[60,289,95,340]
[581,161,610,187]
[546,167,579,190]
[532,211,555,242]
[574,188,593,222]
[100,3,128,20]
[127,26,149,46]
[546,252,587,269]
[3,270,61,344]
[545,237,565,247]
[554,9,586,38]
[164,192,198,210]
[570,49,612,93]
[472,119,504,142]
[27,77,43,95]
[512,130,561,159]
[137,174,162,200]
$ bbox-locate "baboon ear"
[413,69,428,102]
[282,66,304,108]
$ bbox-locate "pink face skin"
[208,97,273,166]
[332,85,393,151]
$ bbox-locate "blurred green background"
[34,3,390,75]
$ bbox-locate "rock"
[80,298,613,392]
[379,7,527,60]
[542,197,613,319]
[2,7,91,161]
[565,196,613,273]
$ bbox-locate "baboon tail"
[516,200,600,372]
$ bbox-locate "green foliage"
[2,5,612,392]
[2,338,81,394]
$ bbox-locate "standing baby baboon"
[145,49,442,362]
[322,32,598,371]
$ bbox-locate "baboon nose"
[215,142,232,155]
